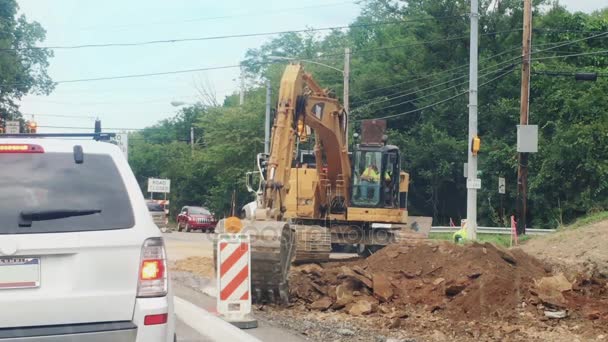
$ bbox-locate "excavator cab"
[350,145,401,209]
[350,119,404,209]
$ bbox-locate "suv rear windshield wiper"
[19,209,102,227]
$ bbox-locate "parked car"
[176,206,217,233]
[0,137,175,341]
[147,200,168,228]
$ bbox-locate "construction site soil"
[283,240,608,341]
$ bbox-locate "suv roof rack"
[0,133,116,141]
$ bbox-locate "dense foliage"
[0,0,54,123]
[129,0,607,228]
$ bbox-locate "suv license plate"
[0,257,40,289]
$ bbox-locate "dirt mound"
[520,218,608,278]
[289,240,608,324]
[171,256,215,278]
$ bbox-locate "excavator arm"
[261,63,351,219]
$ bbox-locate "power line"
[354,45,521,96]
[77,1,359,31]
[363,64,516,113]
[353,56,521,108]
[360,66,515,121]
[351,31,607,103]
[39,125,144,131]
[2,30,604,89]
[22,113,96,119]
[531,49,608,61]
[0,64,241,87]
[1,17,466,51]
[532,31,608,55]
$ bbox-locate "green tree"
[0,0,54,119]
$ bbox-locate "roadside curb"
[174,296,262,342]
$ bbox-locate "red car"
[176,206,217,233]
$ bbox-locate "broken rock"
[373,272,394,302]
[310,296,333,311]
[535,273,572,308]
[348,297,377,316]
[300,264,324,276]
[544,310,568,319]
[445,279,468,297]
[433,278,445,286]
[335,283,355,308]
[352,265,372,280]
[338,266,373,288]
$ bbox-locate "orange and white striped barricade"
[216,233,258,329]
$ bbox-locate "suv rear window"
[0,152,135,234]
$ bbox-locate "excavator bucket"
[214,219,296,305]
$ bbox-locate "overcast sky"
[16,0,606,133]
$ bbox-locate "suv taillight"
[137,237,167,297]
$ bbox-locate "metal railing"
[430,226,555,236]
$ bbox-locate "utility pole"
[466,0,479,241]
[343,47,351,146]
[239,66,245,105]
[517,0,532,235]
[190,126,194,155]
[264,79,272,154]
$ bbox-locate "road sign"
[216,234,253,324]
[147,178,171,193]
[498,177,506,194]
[463,163,468,178]
[111,133,128,160]
[5,121,19,134]
[467,178,482,189]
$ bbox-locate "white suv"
[0,137,175,342]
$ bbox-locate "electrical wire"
[350,31,607,105]
[354,45,521,96]
[532,49,608,61]
[353,55,521,108]
[360,66,515,121]
[77,1,360,31]
[0,64,241,88]
[362,63,516,113]
[531,31,608,55]
[0,16,467,51]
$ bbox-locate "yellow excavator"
[216,63,431,304]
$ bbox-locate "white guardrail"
[430,226,556,236]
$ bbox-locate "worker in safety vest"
[360,163,381,203]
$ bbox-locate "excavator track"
[292,225,331,264]
[214,220,296,305]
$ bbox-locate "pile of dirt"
[289,240,608,324]
[520,218,608,278]
[171,256,215,278]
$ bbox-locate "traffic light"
[94,119,101,133]
[471,135,481,156]
[27,121,37,133]
[574,72,598,82]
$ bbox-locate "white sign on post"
[5,121,19,134]
[467,178,482,189]
[111,133,128,160]
[148,178,171,193]
[498,177,506,194]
